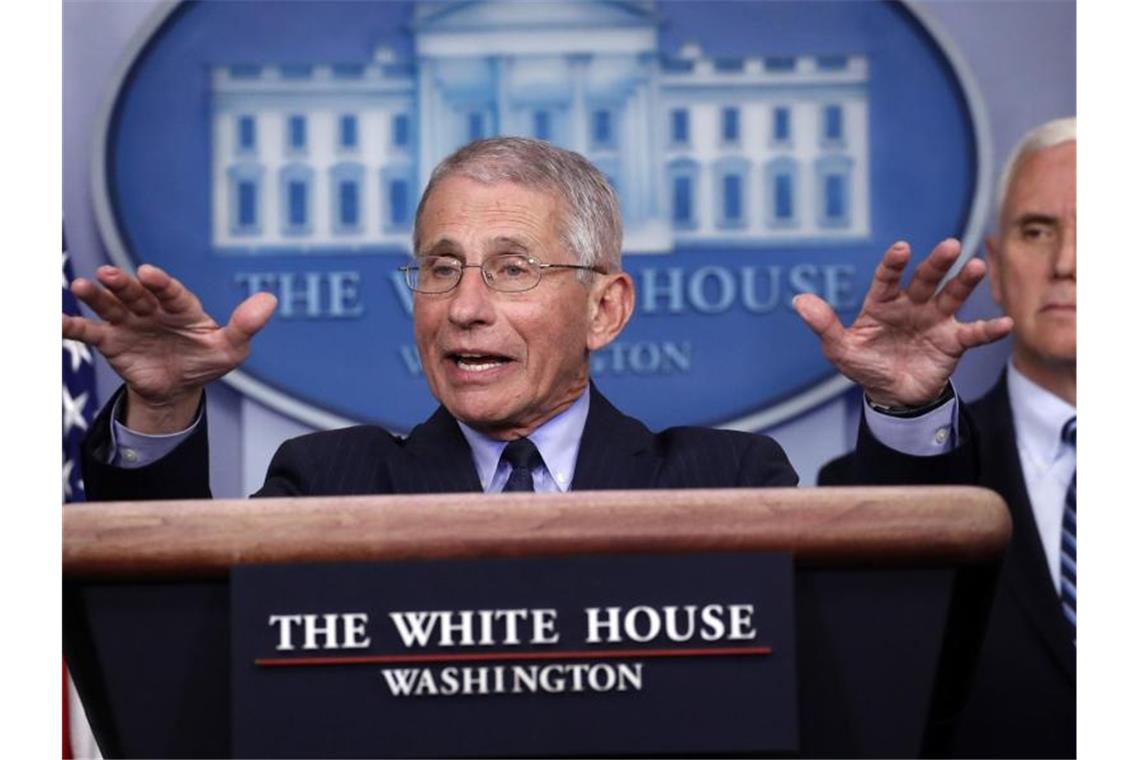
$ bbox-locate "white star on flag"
[63,339,92,373]
[62,385,90,435]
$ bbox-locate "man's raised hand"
[793,239,1012,408]
[62,264,276,433]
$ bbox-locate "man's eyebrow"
[419,238,464,260]
[489,235,532,253]
[1013,212,1059,227]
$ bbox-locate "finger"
[905,238,961,304]
[956,316,1014,350]
[62,313,107,347]
[70,277,129,325]
[137,264,203,316]
[793,294,846,356]
[97,265,160,317]
[223,292,278,345]
[935,257,986,316]
[866,241,910,303]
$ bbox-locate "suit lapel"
[390,406,483,494]
[570,385,661,490]
[978,375,1076,681]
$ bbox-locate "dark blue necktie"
[1060,417,1076,635]
[500,438,543,493]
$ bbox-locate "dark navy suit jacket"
[82,384,800,502]
[819,375,1076,759]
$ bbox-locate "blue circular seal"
[94,0,988,432]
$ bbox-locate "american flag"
[63,233,95,503]
[62,230,102,759]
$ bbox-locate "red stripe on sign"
[256,645,773,667]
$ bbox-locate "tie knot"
[501,437,543,472]
[1062,416,1076,447]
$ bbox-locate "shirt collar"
[1006,360,1076,465]
[456,389,591,492]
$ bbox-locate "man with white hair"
[821,117,1077,757]
[68,136,1010,499]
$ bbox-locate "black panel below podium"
[64,564,981,758]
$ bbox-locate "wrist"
[866,383,954,418]
[123,387,203,434]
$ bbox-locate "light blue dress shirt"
[1005,362,1076,593]
[110,383,961,488]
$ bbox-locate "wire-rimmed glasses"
[400,253,606,294]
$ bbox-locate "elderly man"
[65,137,1007,500]
[820,117,1076,758]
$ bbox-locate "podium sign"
[231,552,797,757]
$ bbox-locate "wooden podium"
[64,486,1009,758]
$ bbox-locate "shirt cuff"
[109,393,202,468]
[863,391,958,456]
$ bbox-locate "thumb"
[225,292,278,345]
[793,293,846,350]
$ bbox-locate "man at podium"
[64,137,1010,499]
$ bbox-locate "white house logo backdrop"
[94,0,987,432]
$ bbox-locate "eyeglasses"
[400,253,606,294]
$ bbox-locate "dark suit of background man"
[66,137,1008,503]
[821,118,1077,758]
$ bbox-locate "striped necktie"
[500,438,543,493]
[1060,417,1076,635]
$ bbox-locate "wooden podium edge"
[63,486,1011,580]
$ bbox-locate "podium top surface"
[63,486,1010,579]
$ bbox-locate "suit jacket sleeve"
[80,386,213,501]
[823,406,980,486]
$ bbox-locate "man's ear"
[586,272,635,352]
[984,235,1003,307]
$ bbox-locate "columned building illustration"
[211,1,869,254]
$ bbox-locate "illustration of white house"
[210,0,869,254]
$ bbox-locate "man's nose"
[447,265,495,326]
[1054,222,1076,278]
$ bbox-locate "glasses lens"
[485,254,540,292]
[413,256,463,293]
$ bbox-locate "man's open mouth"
[450,353,511,372]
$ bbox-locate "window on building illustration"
[287,181,306,227]
[591,109,612,147]
[673,175,693,225]
[238,181,257,228]
[775,174,793,220]
[765,57,796,72]
[670,109,689,145]
[823,105,843,142]
[331,163,363,234]
[722,107,740,144]
[723,175,743,224]
[765,157,798,228]
[468,112,485,142]
[287,116,306,151]
[815,155,853,228]
[339,181,359,227]
[668,159,699,230]
[237,116,256,151]
[825,174,846,220]
[390,179,409,226]
[714,157,750,229]
[773,108,790,143]
[339,115,358,149]
[228,163,262,236]
[279,164,312,235]
[817,55,848,71]
[393,114,410,148]
[534,110,551,141]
